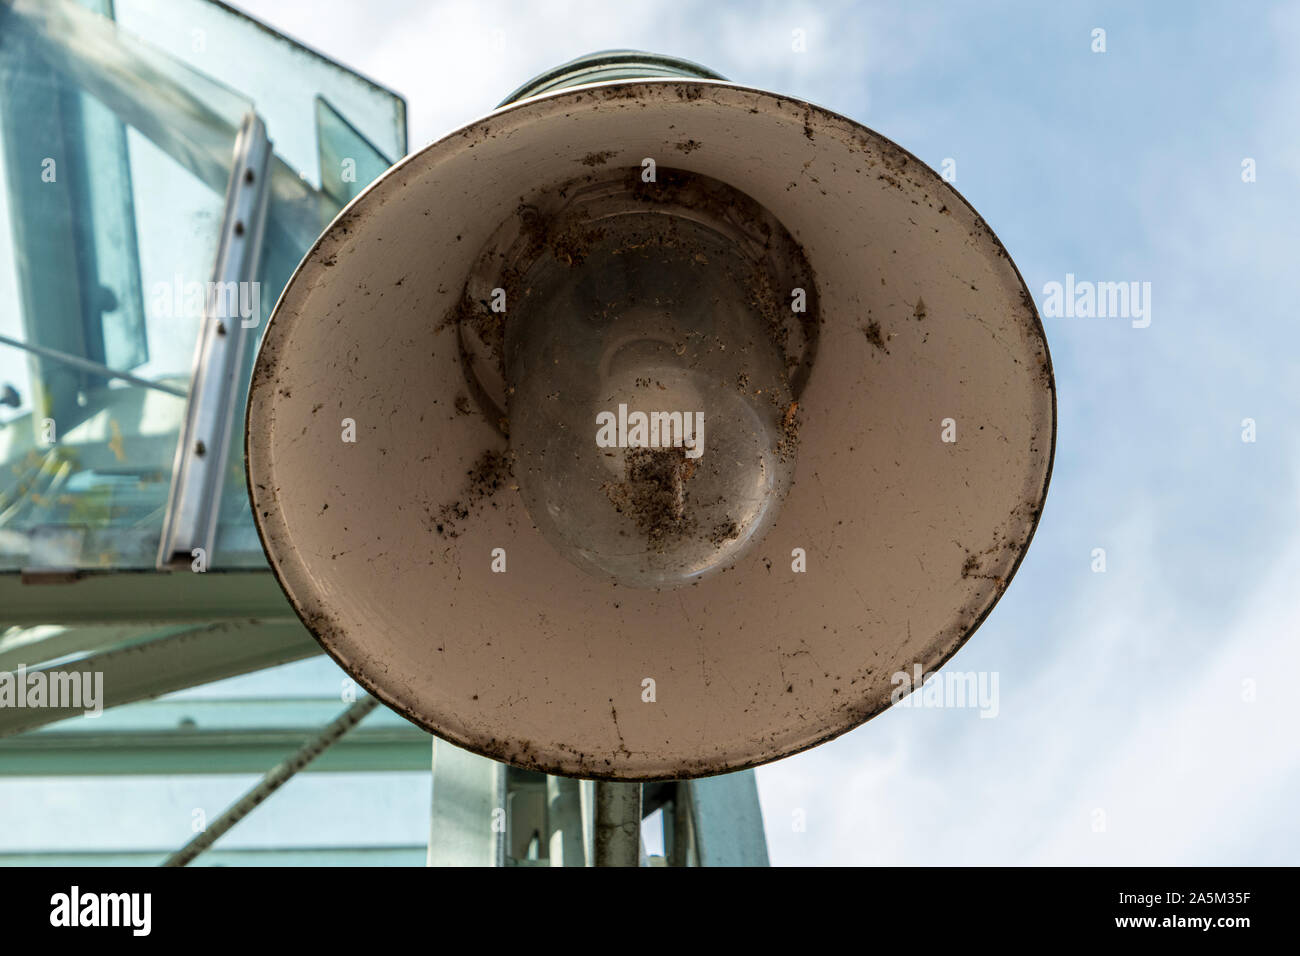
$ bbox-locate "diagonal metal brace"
[161,696,379,867]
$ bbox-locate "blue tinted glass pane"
[317,95,395,208]
[0,0,246,570]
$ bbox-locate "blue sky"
[6,0,1293,865]
[232,0,1300,864]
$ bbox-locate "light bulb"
[457,168,818,588]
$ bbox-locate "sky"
[5,0,1299,865]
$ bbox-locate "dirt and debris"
[440,290,503,367]
[580,150,617,166]
[547,222,607,267]
[435,166,821,544]
[709,519,740,546]
[862,320,889,353]
[444,167,820,409]
[433,449,513,538]
[602,447,699,551]
[777,400,800,460]
[913,297,927,321]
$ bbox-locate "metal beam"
[428,738,507,866]
[688,771,769,866]
[669,781,693,866]
[0,729,427,776]
[0,618,319,737]
[0,571,298,625]
[546,775,584,866]
[0,623,187,673]
[0,698,428,775]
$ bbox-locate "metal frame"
[424,738,769,867]
[427,738,508,866]
[0,617,317,738]
[688,772,770,866]
[0,698,428,775]
[0,570,296,625]
[156,112,272,570]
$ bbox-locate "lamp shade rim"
[246,78,1056,780]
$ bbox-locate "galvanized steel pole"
[546,775,585,866]
[593,780,642,867]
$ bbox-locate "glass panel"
[110,0,406,181]
[0,0,414,867]
[0,0,406,570]
[0,0,248,570]
[317,95,395,209]
[96,0,407,567]
[169,7,409,566]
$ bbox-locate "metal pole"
[0,332,188,398]
[427,739,507,866]
[546,775,584,866]
[161,696,379,867]
[593,780,641,867]
[669,781,692,867]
